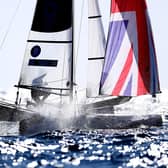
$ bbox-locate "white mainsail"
[19,0,73,97]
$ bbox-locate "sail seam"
[27,40,72,43]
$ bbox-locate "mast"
[70,0,74,100]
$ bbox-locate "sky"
[147,0,168,90]
[0,0,168,96]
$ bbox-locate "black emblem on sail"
[29,45,58,67]
[28,59,58,67]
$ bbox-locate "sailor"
[31,88,49,104]
[31,73,50,104]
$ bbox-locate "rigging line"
[19,78,69,89]
[15,85,71,91]
[0,0,22,49]
[61,45,67,91]
[43,79,68,84]
[75,0,85,70]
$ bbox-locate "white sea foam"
[114,89,168,116]
[26,99,83,129]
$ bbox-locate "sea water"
[0,127,168,168]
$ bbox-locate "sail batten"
[100,0,160,97]
[88,15,102,19]
[27,40,72,44]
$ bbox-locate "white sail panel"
[20,32,72,89]
[87,0,106,97]
[19,0,72,95]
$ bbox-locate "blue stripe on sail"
[123,75,132,96]
[149,37,159,94]
[149,40,156,93]
[101,20,128,86]
[146,13,159,94]
[29,59,58,67]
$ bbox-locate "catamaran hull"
[84,114,162,129]
[0,101,163,136]
[0,102,58,136]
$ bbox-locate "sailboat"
[0,0,163,136]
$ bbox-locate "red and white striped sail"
[100,0,160,96]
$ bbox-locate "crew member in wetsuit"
[31,74,50,105]
[31,88,49,104]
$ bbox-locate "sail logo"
[28,45,58,67]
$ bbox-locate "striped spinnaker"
[100,0,160,96]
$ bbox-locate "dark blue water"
[0,126,168,168]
